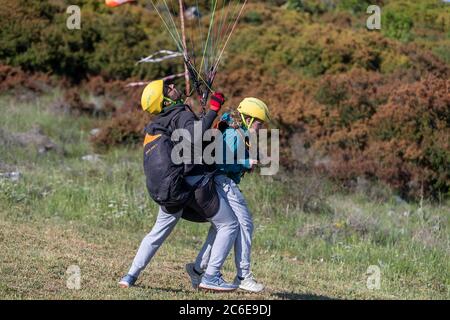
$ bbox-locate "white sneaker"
[234,273,265,293]
[185,263,203,289]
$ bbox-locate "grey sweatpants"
[195,175,254,278]
[127,175,239,277]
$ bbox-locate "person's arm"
[178,109,217,139]
[177,92,225,145]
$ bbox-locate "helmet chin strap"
[249,117,255,129]
[163,96,181,106]
[163,96,176,104]
[240,113,254,129]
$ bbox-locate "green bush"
[286,0,329,14]
[383,0,450,33]
[0,0,175,82]
[433,44,450,64]
[337,0,372,14]
[383,10,414,42]
[244,11,263,25]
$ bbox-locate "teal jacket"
[216,113,251,184]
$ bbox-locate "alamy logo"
[170,123,279,176]
[66,5,81,30]
[66,265,81,290]
[367,5,381,30]
[366,265,381,290]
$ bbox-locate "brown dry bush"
[90,84,148,149]
[399,43,450,78]
[61,89,96,116]
[313,75,450,199]
[55,76,142,118]
[90,108,151,150]
[263,57,449,200]
[82,76,131,100]
[0,64,53,96]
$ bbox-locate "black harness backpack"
[143,108,220,223]
[143,114,193,208]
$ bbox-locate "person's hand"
[209,92,225,112]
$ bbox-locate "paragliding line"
[200,0,219,77]
[213,0,248,74]
[179,0,191,95]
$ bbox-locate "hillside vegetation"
[2,0,448,199]
[0,0,449,300]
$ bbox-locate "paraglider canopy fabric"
[105,0,136,8]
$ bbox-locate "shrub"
[286,0,329,14]
[383,10,414,42]
[337,0,373,14]
[91,108,151,149]
[433,44,450,65]
[90,84,149,148]
[311,75,450,199]
[0,0,174,82]
[243,11,263,25]
[0,64,53,95]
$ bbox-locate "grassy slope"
[0,93,449,300]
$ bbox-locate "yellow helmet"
[141,80,164,114]
[237,97,270,123]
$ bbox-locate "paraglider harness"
[143,102,220,223]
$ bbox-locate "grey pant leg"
[201,175,254,277]
[195,225,216,271]
[128,207,182,277]
[204,203,239,275]
[203,179,239,276]
[226,179,254,278]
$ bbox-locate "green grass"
[0,93,449,300]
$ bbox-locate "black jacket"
[145,103,220,222]
[144,103,217,176]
